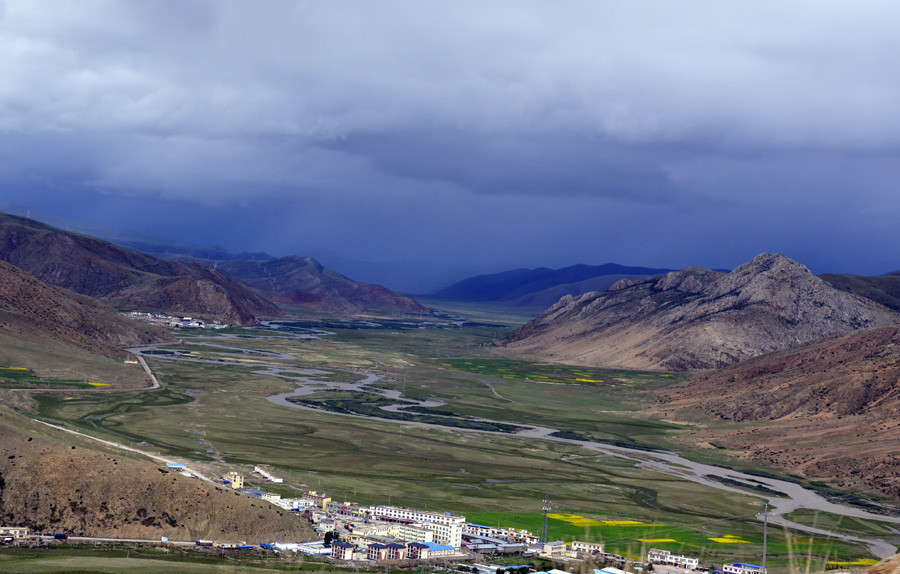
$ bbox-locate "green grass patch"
[782,508,900,538]
[440,358,680,387]
[0,366,95,388]
[704,475,788,497]
[466,511,875,565]
[287,394,526,433]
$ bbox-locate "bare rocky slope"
[0,260,173,357]
[0,213,279,325]
[499,253,900,371]
[657,325,900,498]
[0,407,315,541]
[218,256,429,315]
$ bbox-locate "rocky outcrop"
[499,253,900,371]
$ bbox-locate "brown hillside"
[658,326,900,498]
[499,253,900,371]
[865,554,900,574]
[218,256,429,315]
[0,213,279,325]
[0,260,173,358]
[0,407,316,541]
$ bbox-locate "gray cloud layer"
[2,1,900,290]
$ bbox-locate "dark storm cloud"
[2,1,900,289]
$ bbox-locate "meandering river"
[266,367,900,559]
[128,340,900,559]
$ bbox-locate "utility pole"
[541,499,551,543]
[762,502,768,574]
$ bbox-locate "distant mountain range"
[216,256,428,315]
[433,263,675,308]
[0,212,428,325]
[498,253,900,371]
[0,213,280,325]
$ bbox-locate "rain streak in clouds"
[1,1,899,291]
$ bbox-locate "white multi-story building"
[534,540,568,558]
[373,505,465,548]
[260,492,282,503]
[572,540,605,555]
[253,466,284,483]
[389,523,435,544]
[723,563,764,574]
[649,549,699,570]
[465,523,539,543]
[273,497,312,510]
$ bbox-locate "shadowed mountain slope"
[820,272,900,313]
[658,325,900,498]
[499,253,900,371]
[0,406,315,541]
[0,213,279,325]
[0,260,172,358]
[217,256,429,315]
[434,263,674,307]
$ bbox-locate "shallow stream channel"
[266,366,900,559]
[131,322,900,560]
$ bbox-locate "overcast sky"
[2,1,900,292]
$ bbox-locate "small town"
[2,461,766,574]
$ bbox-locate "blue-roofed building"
[723,563,765,574]
[424,542,456,557]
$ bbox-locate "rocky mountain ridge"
[499,253,900,371]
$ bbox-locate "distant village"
[126,311,230,330]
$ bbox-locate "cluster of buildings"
[126,311,229,329]
[648,548,700,570]
[197,474,768,573]
[39,459,761,572]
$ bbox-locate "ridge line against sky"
[1,1,899,292]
